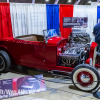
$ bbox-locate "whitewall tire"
[71,64,100,92]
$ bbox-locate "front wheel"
[71,64,100,92]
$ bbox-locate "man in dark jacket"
[93,22,100,52]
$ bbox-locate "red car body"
[1,33,100,92]
[0,35,98,73]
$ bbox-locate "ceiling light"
[45,0,49,2]
[88,0,91,3]
[68,0,71,3]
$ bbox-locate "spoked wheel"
[72,64,100,92]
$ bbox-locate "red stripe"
[60,5,73,38]
[0,3,13,39]
[12,78,18,96]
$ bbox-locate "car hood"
[47,36,67,46]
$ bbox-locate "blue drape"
[46,4,59,34]
[97,6,100,23]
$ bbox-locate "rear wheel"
[0,50,11,72]
[72,64,100,92]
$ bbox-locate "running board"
[50,70,72,78]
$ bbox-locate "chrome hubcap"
[80,74,90,83]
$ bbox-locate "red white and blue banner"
[0,3,98,43]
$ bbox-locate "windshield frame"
[43,29,60,43]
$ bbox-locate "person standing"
[93,22,100,52]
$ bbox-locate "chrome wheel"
[80,74,90,83]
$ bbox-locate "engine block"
[58,43,89,67]
[69,32,91,44]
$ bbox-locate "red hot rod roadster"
[0,29,100,92]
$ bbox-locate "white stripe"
[10,3,47,37]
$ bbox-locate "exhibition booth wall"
[60,5,97,42]
[0,3,99,42]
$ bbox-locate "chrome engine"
[58,43,90,67]
[69,29,91,44]
[58,29,91,67]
